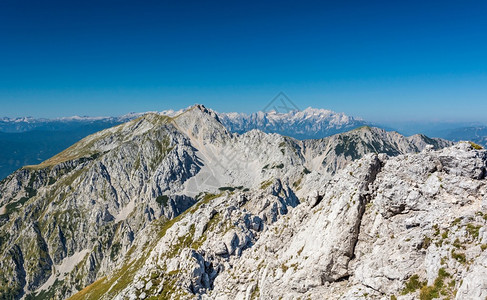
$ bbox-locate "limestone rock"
[0,105,469,300]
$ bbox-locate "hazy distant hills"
[387,122,487,148]
[0,114,142,133]
[0,116,142,179]
[443,126,487,147]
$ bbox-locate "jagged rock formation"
[0,105,460,299]
[209,142,487,299]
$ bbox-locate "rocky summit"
[1,105,486,300]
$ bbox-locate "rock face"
[0,104,470,300]
[207,142,487,299]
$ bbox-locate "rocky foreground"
[67,142,486,300]
[1,105,485,299]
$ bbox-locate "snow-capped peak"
[217,107,367,139]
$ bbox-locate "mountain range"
[0,107,365,180]
[217,107,367,139]
[3,104,485,299]
[0,114,143,133]
[0,115,143,180]
[3,106,484,181]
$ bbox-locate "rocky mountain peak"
[0,105,479,300]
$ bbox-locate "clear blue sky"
[0,0,486,122]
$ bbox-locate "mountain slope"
[209,142,487,299]
[0,113,201,299]
[70,142,487,300]
[0,105,453,299]
[302,126,452,174]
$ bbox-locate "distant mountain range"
[442,126,487,146]
[0,115,145,179]
[384,121,487,145]
[0,114,143,133]
[0,107,485,179]
[218,107,367,139]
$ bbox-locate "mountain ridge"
[0,104,473,300]
[0,106,370,180]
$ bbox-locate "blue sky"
[0,0,486,123]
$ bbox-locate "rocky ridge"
[0,105,461,299]
[69,142,487,300]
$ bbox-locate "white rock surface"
[0,105,474,300]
